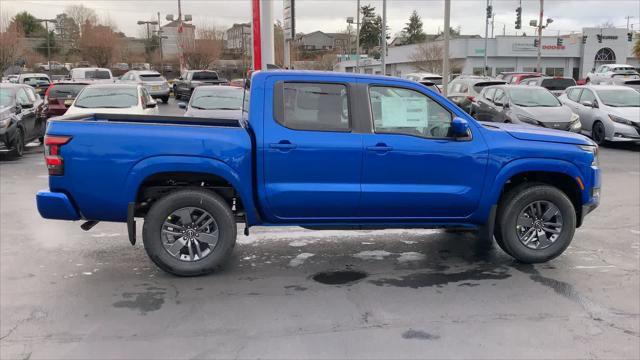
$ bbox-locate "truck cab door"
[260,78,363,221]
[359,82,488,219]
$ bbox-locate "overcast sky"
[2,0,638,38]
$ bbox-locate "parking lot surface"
[1,100,639,359]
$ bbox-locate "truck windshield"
[190,88,244,110]
[596,89,640,107]
[74,87,138,108]
[509,88,561,107]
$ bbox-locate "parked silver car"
[119,70,170,103]
[559,85,640,144]
[473,85,581,132]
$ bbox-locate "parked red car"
[44,82,89,118]
[496,72,543,84]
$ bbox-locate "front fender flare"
[123,155,258,225]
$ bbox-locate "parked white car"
[68,67,115,83]
[63,84,159,117]
[585,64,640,85]
[559,85,640,145]
[119,70,170,103]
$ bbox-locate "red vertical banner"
[252,0,262,71]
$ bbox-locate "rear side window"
[566,88,582,101]
[277,82,350,132]
[193,72,218,80]
[49,84,87,98]
[579,89,596,103]
[483,88,496,100]
[540,78,576,91]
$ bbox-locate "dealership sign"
[512,43,536,52]
[542,45,566,50]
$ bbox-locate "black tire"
[497,183,576,263]
[160,96,169,104]
[142,189,237,276]
[591,121,606,145]
[10,128,25,158]
[174,90,181,100]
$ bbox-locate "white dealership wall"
[334,27,638,79]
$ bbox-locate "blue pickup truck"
[37,71,601,276]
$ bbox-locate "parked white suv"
[69,67,115,83]
[586,64,640,85]
[119,70,170,103]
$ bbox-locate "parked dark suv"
[173,70,229,100]
[446,75,506,114]
[0,83,46,157]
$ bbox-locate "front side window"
[493,89,506,105]
[16,89,30,105]
[369,86,452,139]
[484,88,496,101]
[280,83,349,131]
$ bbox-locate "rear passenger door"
[16,88,37,139]
[262,79,363,220]
[575,88,597,131]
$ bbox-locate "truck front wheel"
[497,184,576,263]
[142,189,237,276]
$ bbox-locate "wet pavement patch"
[113,290,166,315]
[402,329,440,340]
[312,270,367,285]
[284,285,308,291]
[370,267,510,288]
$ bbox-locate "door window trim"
[366,84,461,141]
[273,80,353,133]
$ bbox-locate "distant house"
[225,23,251,54]
[161,20,196,60]
[296,31,356,53]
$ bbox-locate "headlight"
[570,113,581,130]
[609,114,633,125]
[578,144,599,166]
[517,114,541,125]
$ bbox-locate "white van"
[69,67,115,83]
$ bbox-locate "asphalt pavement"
[1,100,639,359]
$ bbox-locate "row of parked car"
[406,68,640,146]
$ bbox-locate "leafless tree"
[183,25,223,70]
[0,21,23,73]
[79,23,121,67]
[65,4,97,34]
[410,42,446,74]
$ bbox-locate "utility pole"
[157,12,164,75]
[536,0,544,73]
[37,18,56,75]
[625,16,634,30]
[381,0,386,76]
[491,10,495,38]
[442,0,451,96]
[355,0,360,73]
[483,0,490,76]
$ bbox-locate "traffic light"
[533,39,539,48]
[582,35,587,44]
[515,7,522,30]
[597,34,602,43]
[486,5,493,18]
[628,32,633,42]
[557,37,563,46]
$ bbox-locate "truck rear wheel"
[142,189,236,276]
[497,183,576,263]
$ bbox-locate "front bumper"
[607,122,640,142]
[36,190,81,220]
[580,165,601,225]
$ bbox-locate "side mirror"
[503,102,510,109]
[451,117,471,138]
[178,102,187,109]
[14,104,22,114]
[146,100,157,108]
[581,100,594,108]
[19,102,33,109]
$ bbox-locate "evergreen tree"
[402,10,426,44]
[12,11,46,37]
[358,5,383,53]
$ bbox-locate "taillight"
[44,83,55,103]
[44,135,71,176]
[466,95,476,102]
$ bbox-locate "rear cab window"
[192,72,219,81]
[275,82,350,132]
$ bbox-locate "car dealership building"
[334,27,639,80]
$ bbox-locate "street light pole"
[536,0,544,73]
[381,0,386,76]
[355,0,360,73]
[37,18,56,76]
[483,0,490,76]
[442,0,451,96]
